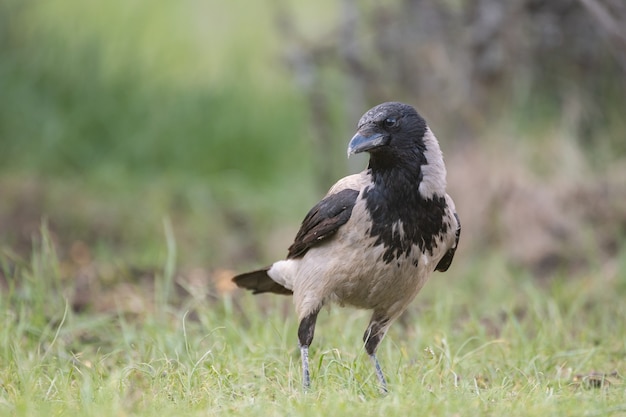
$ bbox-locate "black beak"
[347,131,390,157]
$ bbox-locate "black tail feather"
[232,268,293,295]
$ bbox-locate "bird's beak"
[347,131,389,158]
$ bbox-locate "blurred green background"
[1,0,625,311]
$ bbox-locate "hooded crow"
[232,102,460,392]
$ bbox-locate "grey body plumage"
[233,102,460,393]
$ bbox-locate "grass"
[1,1,625,415]
[1,228,624,416]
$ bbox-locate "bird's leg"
[363,314,391,394]
[297,308,320,391]
[369,352,387,393]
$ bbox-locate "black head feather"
[348,102,429,170]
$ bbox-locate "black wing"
[435,212,461,272]
[287,188,360,259]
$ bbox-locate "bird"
[232,102,460,393]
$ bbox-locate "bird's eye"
[383,117,398,128]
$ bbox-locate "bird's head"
[347,102,428,158]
